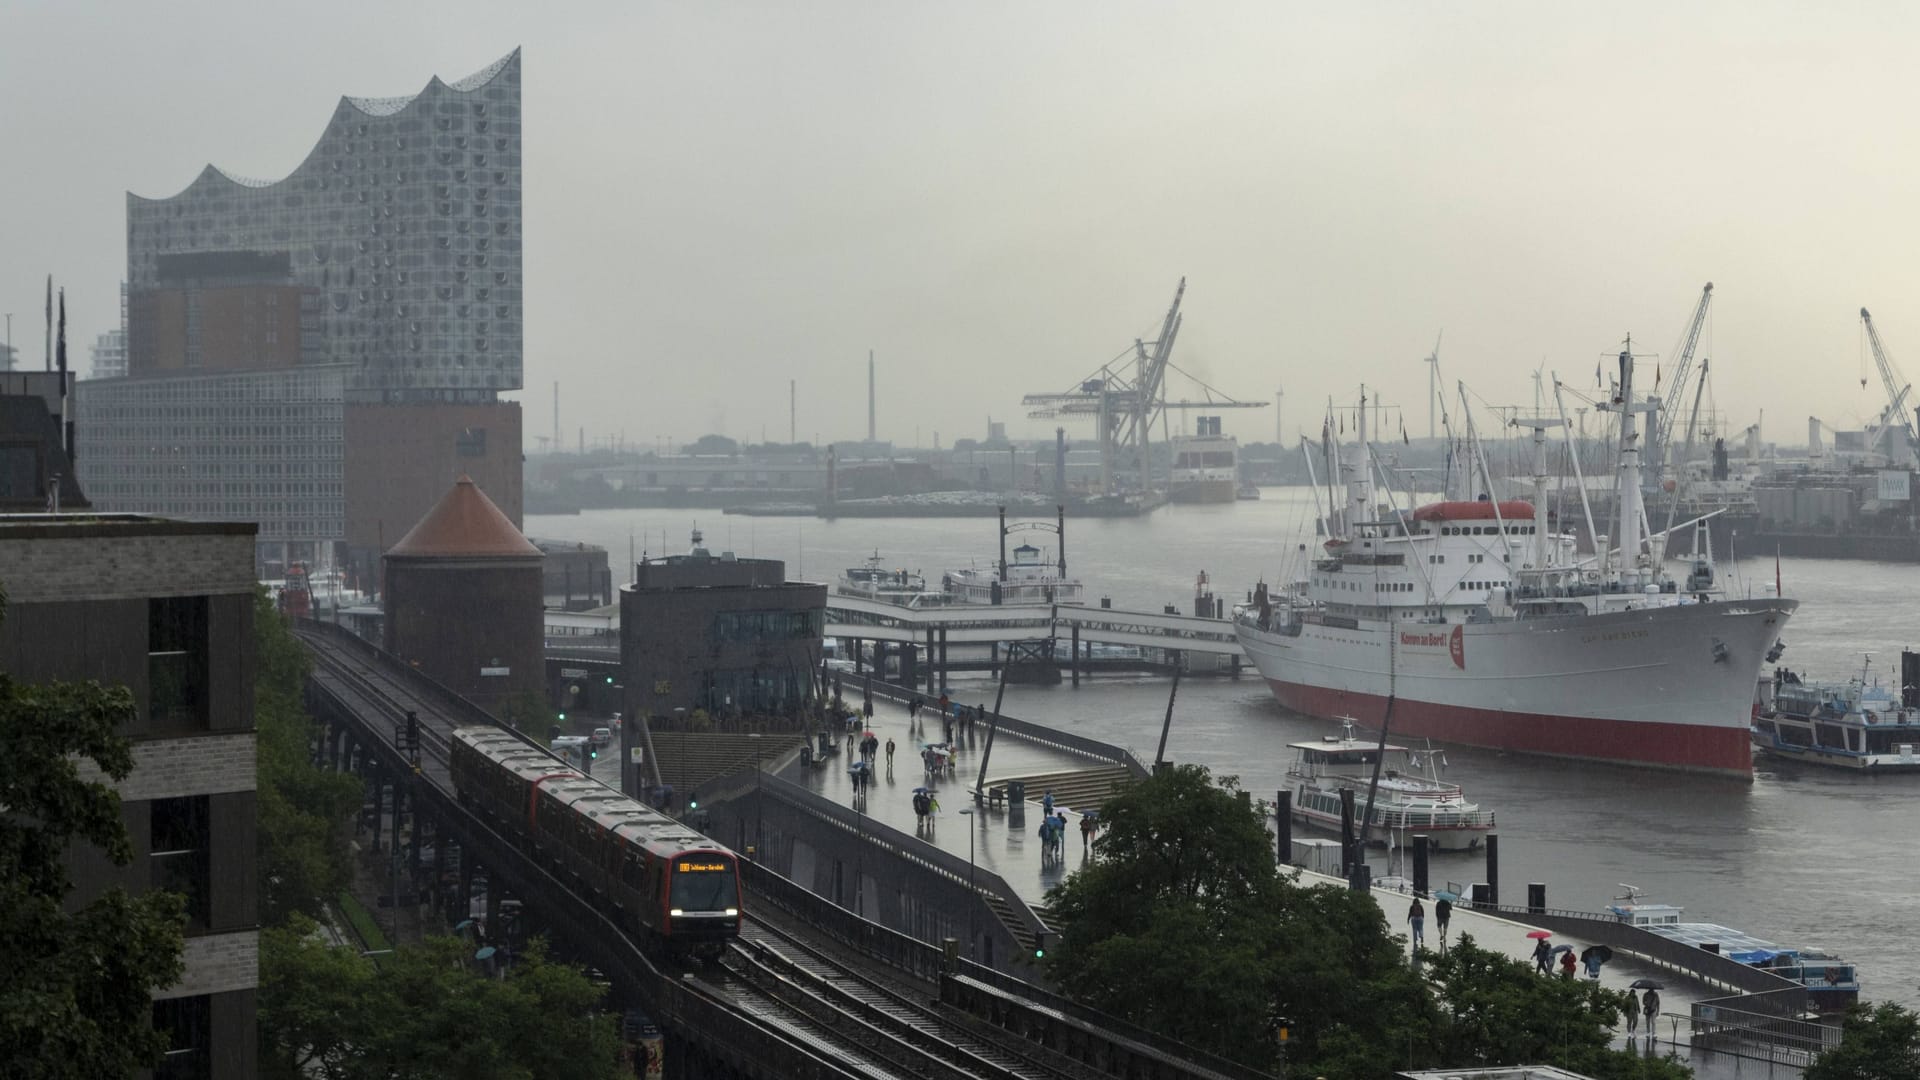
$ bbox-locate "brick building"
[0,512,259,1078]
[383,475,543,717]
[621,535,825,722]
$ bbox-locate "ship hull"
[1168,479,1236,504]
[1238,599,1796,777]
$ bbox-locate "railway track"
[736,913,1097,1080]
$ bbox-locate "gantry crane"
[1650,282,1714,484]
[1022,279,1266,495]
[1860,308,1919,469]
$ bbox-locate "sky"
[5,1,1920,452]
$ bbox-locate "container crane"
[1860,308,1919,469]
[1022,279,1265,495]
[1651,282,1713,484]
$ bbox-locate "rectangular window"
[152,993,211,1080]
[150,796,211,932]
[149,596,210,730]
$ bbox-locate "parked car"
[590,726,613,749]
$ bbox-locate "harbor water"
[533,488,1920,1006]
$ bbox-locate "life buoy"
[1864,711,1879,725]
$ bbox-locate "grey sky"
[5,2,1919,451]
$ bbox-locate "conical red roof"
[386,475,540,558]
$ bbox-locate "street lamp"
[747,732,763,854]
[958,807,976,959]
[854,780,864,917]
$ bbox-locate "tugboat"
[1284,719,1494,851]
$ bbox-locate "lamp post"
[748,732,763,854]
[854,786,864,917]
[958,807,976,959]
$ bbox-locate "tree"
[0,584,187,1077]
[686,433,738,457]
[1422,938,1691,1080]
[255,591,362,925]
[1044,765,1433,1073]
[1806,1002,1920,1080]
[261,918,623,1080]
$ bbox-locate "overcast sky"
[5,2,1919,451]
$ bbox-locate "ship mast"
[1606,338,1658,588]
[1345,387,1374,534]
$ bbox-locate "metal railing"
[1689,989,1839,1067]
[754,771,1050,946]
[1470,903,1808,1009]
[861,678,1152,778]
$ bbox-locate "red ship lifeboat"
[1410,500,1536,522]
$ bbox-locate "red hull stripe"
[1266,680,1752,777]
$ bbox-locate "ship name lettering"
[1399,632,1448,647]
[1581,629,1650,644]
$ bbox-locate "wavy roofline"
[130,48,519,203]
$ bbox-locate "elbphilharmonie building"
[81,50,525,576]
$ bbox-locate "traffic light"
[557,711,566,722]
[606,675,614,685]
[589,746,598,759]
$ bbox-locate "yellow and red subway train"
[450,726,741,957]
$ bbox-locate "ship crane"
[1652,283,1714,484]
[1860,308,1919,469]
[1021,279,1266,495]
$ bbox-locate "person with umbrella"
[1557,945,1578,977]
[1581,945,1611,980]
[1529,931,1553,973]
[1631,981,1663,1037]
[1642,987,1661,1032]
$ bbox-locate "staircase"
[982,764,1135,814]
[649,733,805,797]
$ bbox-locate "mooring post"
[1485,834,1500,908]
[1276,790,1292,864]
[1412,834,1430,897]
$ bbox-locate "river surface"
[532,488,1920,1005]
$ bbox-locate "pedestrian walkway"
[781,695,1118,906]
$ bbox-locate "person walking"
[1532,937,1553,974]
[1434,896,1452,945]
[1080,814,1095,852]
[1623,995,1639,1036]
[1641,989,1660,1034]
[1042,790,1055,818]
[1583,950,1603,980]
[1407,898,1425,951]
[1558,948,1577,978]
[862,697,874,722]
[885,737,895,775]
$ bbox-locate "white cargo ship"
[1236,353,1795,777]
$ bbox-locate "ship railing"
[1372,808,1491,829]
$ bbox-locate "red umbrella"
[1525,930,1553,940]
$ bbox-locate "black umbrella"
[1581,945,1614,964]
[1629,978,1664,991]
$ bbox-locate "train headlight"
[670,908,684,917]
[725,908,739,917]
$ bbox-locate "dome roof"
[386,475,539,559]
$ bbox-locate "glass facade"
[124,50,522,400]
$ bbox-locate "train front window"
[669,859,737,913]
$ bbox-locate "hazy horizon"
[6,2,1919,453]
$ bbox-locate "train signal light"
[557,711,566,722]
[606,675,614,685]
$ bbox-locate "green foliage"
[261,917,623,1080]
[1044,765,1690,1079]
[1424,938,1690,1079]
[1807,1001,1920,1080]
[255,590,363,925]
[1045,765,1434,1073]
[501,690,555,735]
[0,583,187,1077]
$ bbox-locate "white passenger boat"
[1285,720,1493,851]
[837,551,950,609]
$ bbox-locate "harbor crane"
[1860,308,1919,469]
[1022,279,1267,495]
[1651,282,1714,484]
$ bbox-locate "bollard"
[1470,882,1491,907]
[1007,780,1026,827]
[1484,834,1500,908]
[1528,882,1546,915]
[1412,834,1430,897]
[1348,863,1371,892]
[1276,790,1292,864]
[1338,788,1357,876]
[942,937,960,973]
